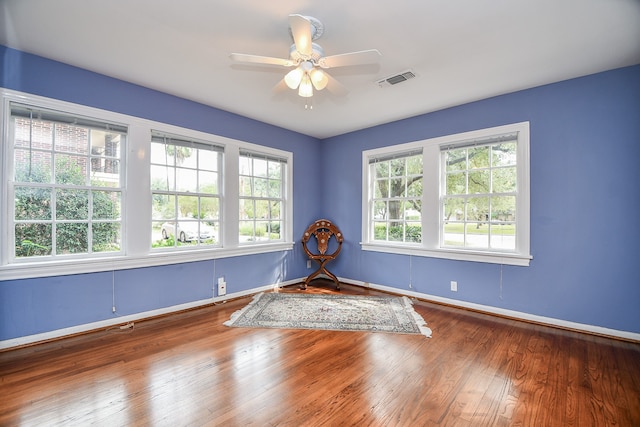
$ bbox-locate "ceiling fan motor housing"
[289,42,324,64]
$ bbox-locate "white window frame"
[238,149,288,245]
[0,89,294,280]
[150,130,224,251]
[7,102,127,262]
[362,122,531,266]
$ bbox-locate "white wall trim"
[338,277,640,342]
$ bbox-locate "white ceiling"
[1,0,639,139]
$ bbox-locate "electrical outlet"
[112,306,116,313]
[306,260,312,269]
[451,281,458,292]
[218,277,227,296]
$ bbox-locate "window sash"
[9,103,125,260]
[238,150,286,244]
[150,132,222,250]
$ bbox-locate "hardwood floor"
[1,280,639,426]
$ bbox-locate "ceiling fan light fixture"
[284,66,304,89]
[309,68,328,90]
[298,74,313,97]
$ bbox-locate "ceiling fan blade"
[319,49,382,69]
[229,53,294,67]
[289,14,313,56]
[325,72,348,97]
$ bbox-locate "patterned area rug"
[224,292,432,337]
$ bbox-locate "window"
[150,132,223,249]
[0,89,294,280]
[362,122,531,266]
[369,150,423,244]
[239,150,286,243]
[8,103,125,261]
[442,135,518,251]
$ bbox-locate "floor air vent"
[377,70,416,87]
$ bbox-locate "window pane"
[468,170,490,194]
[199,150,219,172]
[201,196,219,219]
[153,194,176,220]
[151,165,174,191]
[373,201,387,220]
[270,201,281,219]
[239,220,255,242]
[465,223,488,248]
[253,158,268,177]
[443,222,464,247]
[490,223,516,250]
[55,154,87,185]
[492,167,516,193]
[239,199,254,220]
[15,187,52,220]
[446,172,466,195]
[266,221,281,239]
[91,159,120,187]
[406,155,422,174]
[14,118,53,149]
[389,200,403,220]
[55,124,88,153]
[176,168,198,193]
[92,222,121,252]
[255,200,269,219]
[443,197,464,223]
[56,223,88,254]
[467,197,489,222]
[239,156,251,175]
[491,196,516,222]
[375,162,388,179]
[56,189,88,220]
[239,176,252,197]
[389,178,405,197]
[93,190,121,220]
[199,171,218,194]
[468,146,490,169]
[371,222,384,241]
[177,195,198,218]
[374,179,389,198]
[445,149,467,172]
[268,180,282,198]
[254,178,269,197]
[492,143,517,167]
[151,142,175,166]
[268,161,281,179]
[15,223,52,257]
[15,149,52,183]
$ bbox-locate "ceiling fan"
[230,14,381,100]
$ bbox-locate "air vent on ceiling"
[377,70,417,87]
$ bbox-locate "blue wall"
[0,46,323,340]
[323,64,640,334]
[1,45,639,341]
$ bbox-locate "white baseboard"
[2,276,637,350]
[338,277,640,342]
[0,279,298,351]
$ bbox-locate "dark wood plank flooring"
[1,280,639,426]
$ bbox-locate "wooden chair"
[301,219,343,290]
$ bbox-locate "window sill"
[360,242,531,266]
[0,242,295,281]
